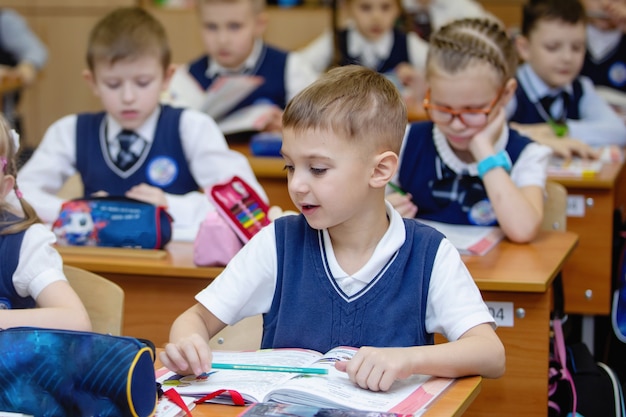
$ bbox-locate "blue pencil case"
[250,132,282,157]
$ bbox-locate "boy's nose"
[121,84,135,102]
[287,171,308,195]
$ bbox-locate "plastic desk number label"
[566,195,585,217]
[485,301,514,327]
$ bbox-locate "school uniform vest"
[510,78,583,124]
[0,214,34,310]
[75,105,199,197]
[187,45,288,114]
[262,214,442,353]
[398,121,532,225]
[338,28,409,73]
[581,37,626,92]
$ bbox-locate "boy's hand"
[386,191,418,218]
[510,122,598,160]
[161,333,213,376]
[394,63,427,102]
[125,183,168,207]
[335,347,414,392]
[261,106,283,133]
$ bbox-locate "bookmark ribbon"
[163,388,194,417]
[194,388,246,406]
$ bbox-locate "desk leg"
[582,315,595,355]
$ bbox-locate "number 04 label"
[485,301,514,327]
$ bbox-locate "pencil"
[387,182,406,195]
[210,363,328,375]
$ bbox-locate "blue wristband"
[477,150,512,179]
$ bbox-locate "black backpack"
[549,275,625,417]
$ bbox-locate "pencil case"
[193,176,270,266]
[207,176,271,242]
[250,132,282,157]
[0,327,157,417]
[52,196,173,249]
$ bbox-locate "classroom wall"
[9,0,524,149]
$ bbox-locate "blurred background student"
[0,8,48,165]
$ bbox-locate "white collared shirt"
[586,24,623,61]
[197,201,495,342]
[16,106,268,241]
[297,26,428,76]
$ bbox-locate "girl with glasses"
[388,17,552,243]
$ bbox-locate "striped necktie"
[115,130,144,171]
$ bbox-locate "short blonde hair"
[86,7,170,71]
[197,0,266,14]
[282,66,407,154]
[427,18,518,84]
[0,115,40,235]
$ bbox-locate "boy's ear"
[0,175,15,200]
[370,151,398,189]
[82,69,99,96]
[514,35,530,62]
[254,11,268,38]
[162,64,177,91]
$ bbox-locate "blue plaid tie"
[115,130,144,171]
[429,158,487,212]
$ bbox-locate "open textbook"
[238,402,414,417]
[157,347,453,415]
[417,219,504,256]
[164,70,276,134]
[547,145,624,178]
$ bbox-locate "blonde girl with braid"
[388,17,552,243]
[0,114,91,331]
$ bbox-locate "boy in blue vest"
[161,66,504,392]
[507,0,626,159]
[15,7,267,239]
[164,0,317,134]
[580,0,626,94]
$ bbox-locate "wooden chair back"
[63,265,124,336]
[209,315,263,351]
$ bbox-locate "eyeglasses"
[422,87,505,128]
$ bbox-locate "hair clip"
[0,156,6,173]
[9,129,19,154]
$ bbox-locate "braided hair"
[426,17,517,84]
[0,115,40,235]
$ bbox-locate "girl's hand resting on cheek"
[469,108,507,161]
[334,347,414,392]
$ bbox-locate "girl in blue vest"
[161,66,504,392]
[298,0,428,101]
[0,115,90,331]
[389,18,552,243]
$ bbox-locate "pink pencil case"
[208,176,270,242]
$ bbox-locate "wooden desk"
[62,231,578,417]
[153,350,482,417]
[549,161,626,315]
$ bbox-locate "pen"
[210,363,328,375]
[387,182,406,195]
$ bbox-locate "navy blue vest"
[398,122,532,225]
[0,214,34,310]
[187,45,288,114]
[338,28,409,73]
[262,214,441,353]
[510,78,583,123]
[75,106,199,197]
[581,37,626,92]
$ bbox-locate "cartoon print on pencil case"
[52,201,101,246]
